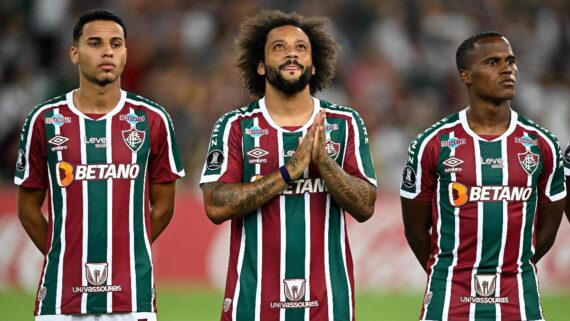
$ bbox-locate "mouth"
[279,60,304,72]
[499,78,515,85]
[99,63,116,71]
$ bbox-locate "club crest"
[324,140,340,160]
[518,150,539,175]
[122,128,145,152]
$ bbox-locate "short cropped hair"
[236,10,338,98]
[73,9,127,42]
[456,31,504,71]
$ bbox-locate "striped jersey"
[14,90,185,316]
[400,108,566,321]
[200,97,376,321]
[564,142,570,176]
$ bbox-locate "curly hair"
[236,10,338,98]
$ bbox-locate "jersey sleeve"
[200,113,243,184]
[341,111,377,187]
[400,133,438,201]
[537,136,566,203]
[147,109,185,184]
[564,141,570,177]
[14,110,48,189]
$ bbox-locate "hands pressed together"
[285,110,330,180]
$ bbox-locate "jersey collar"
[459,106,518,142]
[258,96,321,133]
[66,89,127,121]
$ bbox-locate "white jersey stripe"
[496,139,510,320]
[324,195,334,321]
[278,131,286,321]
[254,117,262,321]
[80,116,88,313]
[106,113,114,312]
[232,223,246,321]
[469,139,483,321]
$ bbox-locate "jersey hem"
[547,189,567,202]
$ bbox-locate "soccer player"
[15,9,185,321]
[200,10,377,321]
[400,32,566,321]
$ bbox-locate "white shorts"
[36,312,157,321]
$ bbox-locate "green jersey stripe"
[237,213,258,321]
[328,201,350,321]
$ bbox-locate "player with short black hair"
[201,10,377,321]
[401,32,566,321]
[16,9,184,321]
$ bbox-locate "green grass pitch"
[1,287,568,320]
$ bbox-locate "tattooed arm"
[201,124,316,224]
[312,111,376,222]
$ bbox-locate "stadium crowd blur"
[1,0,569,190]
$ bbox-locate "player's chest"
[436,138,542,187]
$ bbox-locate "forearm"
[404,229,431,271]
[202,170,287,224]
[317,157,376,222]
[18,209,48,253]
[150,206,174,242]
[533,229,557,262]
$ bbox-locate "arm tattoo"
[318,157,376,221]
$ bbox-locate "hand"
[312,110,328,166]
[285,123,316,180]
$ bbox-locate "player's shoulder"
[320,99,361,118]
[410,112,462,148]
[514,111,560,145]
[214,100,262,125]
[124,92,169,115]
[26,93,68,119]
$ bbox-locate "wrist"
[279,165,294,184]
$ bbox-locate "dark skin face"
[460,36,517,105]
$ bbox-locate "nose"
[102,43,114,57]
[285,46,299,60]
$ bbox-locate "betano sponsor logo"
[56,162,140,187]
[282,178,329,195]
[448,182,532,206]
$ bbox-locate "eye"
[88,41,99,47]
[273,43,284,50]
[487,59,497,66]
[507,58,516,65]
[111,42,122,49]
[297,43,307,50]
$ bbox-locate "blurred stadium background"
[1,1,569,320]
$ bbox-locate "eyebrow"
[86,36,124,41]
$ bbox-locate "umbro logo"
[442,156,463,173]
[48,135,69,146]
[247,148,268,164]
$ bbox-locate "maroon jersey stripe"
[259,120,281,321]
[60,109,84,314]
[222,219,243,320]
[309,168,329,321]
[448,130,477,319]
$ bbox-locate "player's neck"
[264,85,314,127]
[466,100,511,136]
[74,80,122,115]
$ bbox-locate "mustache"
[279,60,304,70]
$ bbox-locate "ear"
[70,46,79,65]
[459,69,471,86]
[257,61,265,76]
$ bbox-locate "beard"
[265,60,313,95]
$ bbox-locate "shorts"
[36,312,157,321]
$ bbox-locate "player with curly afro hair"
[236,10,338,97]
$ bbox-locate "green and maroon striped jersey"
[14,90,185,316]
[200,98,376,321]
[400,108,566,321]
